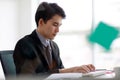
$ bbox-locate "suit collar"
[30,30,42,45]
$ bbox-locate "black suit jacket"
[13,30,64,75]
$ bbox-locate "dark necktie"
[45,45,53,68]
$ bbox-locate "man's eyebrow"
[53,22,62,26]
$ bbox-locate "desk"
[5,72,120,80]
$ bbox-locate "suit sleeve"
[13,39,38,74]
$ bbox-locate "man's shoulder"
[17,30,37,44]
[14,35,37,59]
[17,35,32,44]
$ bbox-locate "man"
[13,2,95,75]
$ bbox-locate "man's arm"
[59,64,95,73]
[13,39,38,74]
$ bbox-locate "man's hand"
[59,64,95,73]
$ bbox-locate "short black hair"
[35,2,66,27]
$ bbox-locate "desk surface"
[4,71,119,80]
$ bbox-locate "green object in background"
[88,21,119,50]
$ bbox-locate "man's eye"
[53,23,58,27]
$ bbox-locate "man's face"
[38,15,62,40]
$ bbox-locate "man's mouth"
[53,34,56,36]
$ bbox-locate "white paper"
[45,73,82,80]
[82,70,107,77]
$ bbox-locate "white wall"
[0,0,36,50]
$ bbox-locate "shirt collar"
[36,30,50,47]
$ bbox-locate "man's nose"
[56,27,59,32]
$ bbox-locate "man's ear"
[38,19,44,26]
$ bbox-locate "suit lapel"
[50,41,59,66]
[30,30,49,69]
[37,45,49,68]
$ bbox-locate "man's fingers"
[70,64,95,73]
[79,64,95,73]
[81,65,91,72]
[86,64,95,71]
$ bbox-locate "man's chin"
[49,37,54,40]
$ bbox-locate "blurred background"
[0,0,120,71]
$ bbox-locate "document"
[45,73,82,80]
[82,70,107,77]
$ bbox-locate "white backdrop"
[0,0,36,50]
